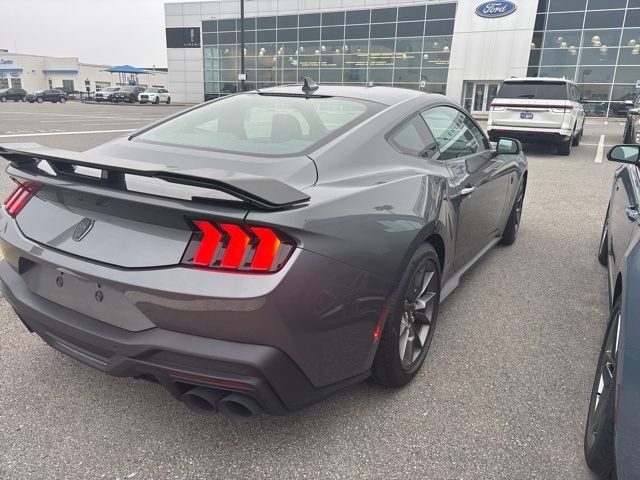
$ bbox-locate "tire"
[371,243,441,387]
[0,96,6,102]
[584,298,620,478]
[59,97,66,104]
[558,137,572,156]
[500,181,525,246]
[598,207,609,266]
[154,96,160,105]
[13,99,19,102]
[36,97,44,104]
[572,127,583,147]
[166,97,171,105]
[623,121,632,143]
[27,100,34,103]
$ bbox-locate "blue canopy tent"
[101,65,154,87]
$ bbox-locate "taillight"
[3,181,42,217]
[182,220,295,273]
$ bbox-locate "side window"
[572,85,580,102]
[388,116,439,158]
[421,106,488,160]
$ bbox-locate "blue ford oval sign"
[475,1,517,18]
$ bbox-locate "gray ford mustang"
[0,83,527,418]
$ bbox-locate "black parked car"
[598,93,639,118]
[622,95,640,144]
[112,85,145,103]
[24,89,68,104]
[0,88,27,102]
[587,144,640,479]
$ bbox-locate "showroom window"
[529,0,640,116]
[201,3,456,98]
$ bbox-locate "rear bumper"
[487,128,572,144]
[0,210,390,413]
[0,259,369,414]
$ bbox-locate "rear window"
[136,94,382,156]
[496,81,569,100]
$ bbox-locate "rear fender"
[246,171,455,291]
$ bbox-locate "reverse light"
[3,181,42,217]
[183,220,295,273]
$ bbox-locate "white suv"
[138,88,171,105]
[487,77,585,156]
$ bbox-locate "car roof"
[255,84,427,106]
[504,77,572,84]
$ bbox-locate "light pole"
[240,0,245,91]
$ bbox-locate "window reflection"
[528,2,640,116]
[201,3,455,95]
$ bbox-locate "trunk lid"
[4,141,316,268]
[490,98,571,129]
[490,80,571,129]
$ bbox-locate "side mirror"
[629,108,640,116]
[608,145,640,165]
[496,137,522,155]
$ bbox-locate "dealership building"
[0,51,168,94]
[165,0,640,113]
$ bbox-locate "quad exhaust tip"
[180,386,264,419]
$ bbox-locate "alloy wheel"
[586,312,620,450]
[399,259,438,371]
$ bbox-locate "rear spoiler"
[0,143,310,210]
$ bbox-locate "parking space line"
[595,134,605,163]
[0,129,135,138]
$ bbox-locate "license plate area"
[520,112,534,120]
[22,264,154,331]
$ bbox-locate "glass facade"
[529,0,640,116]
[201,3,456,99]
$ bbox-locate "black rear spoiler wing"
[0,143,310,210]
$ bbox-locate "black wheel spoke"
[411,323,423,348]
[413,310,431,326]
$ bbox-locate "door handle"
[460,186,476,197]
[625,206,640,222]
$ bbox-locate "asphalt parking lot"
[0,102,626,479]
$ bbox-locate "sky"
[0,0,182,68]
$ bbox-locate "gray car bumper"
[0,258,370,414]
